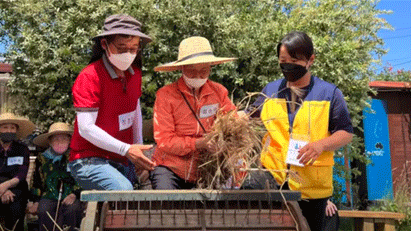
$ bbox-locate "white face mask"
[105,43,136,71]
[183,75,207,89]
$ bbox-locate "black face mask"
[0,132,17,143]
[280,63,308,82]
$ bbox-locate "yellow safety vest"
[261,97,334,199]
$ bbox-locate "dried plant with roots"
[197,105,266,189]
[196,91,306,190]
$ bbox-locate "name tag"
[199,104,219,118]
[119,110,136,131]
[285,139,307,167]
[7,157,24,166]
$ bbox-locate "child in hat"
[28,122,83,231]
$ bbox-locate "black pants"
[241,170,334,231]
[150,166,196,189]
[0,180,28,231]
[324,211,340,231]
[299,197,328,230]
[38,198,84,231]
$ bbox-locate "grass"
[369,162,411,230]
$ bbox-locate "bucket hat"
[33,122,73,147]
[93,14,152,45]
[154,36,236,72]
[0,113,35,139]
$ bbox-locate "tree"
[1,0,391,205]
[0,0,123,129]
[374,65,411,82]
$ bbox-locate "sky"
[377,0,411,72]
[1,0,411,72]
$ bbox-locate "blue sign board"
[363,99,393,200]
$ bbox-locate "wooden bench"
[339,210,405,231]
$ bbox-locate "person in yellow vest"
[242,31,353,230]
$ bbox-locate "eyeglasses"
[110,43,141,54]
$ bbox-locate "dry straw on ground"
[0,220,18,231]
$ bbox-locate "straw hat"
[154,36,236,72]
[92,14,152,45]
[33,122,73,147]
[0,113,35,139]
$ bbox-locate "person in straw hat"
[149,36,237,189]
[0,113,34,230]
[27,122,83,231]
[69,14,155,190]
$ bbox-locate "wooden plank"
[363,218,374,231]
[81,189,301,202]
[81,202,98,231]
[99,201,109,230]
[339,210,405,220]
[382,219,396,231]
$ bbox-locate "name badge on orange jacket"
[200,104,219,118]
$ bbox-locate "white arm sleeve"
[133,99,143,144]
[77,111,131,156]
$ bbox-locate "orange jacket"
[152,77,236,182]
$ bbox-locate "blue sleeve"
[246,85,268,118]
[329,88,353,134]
